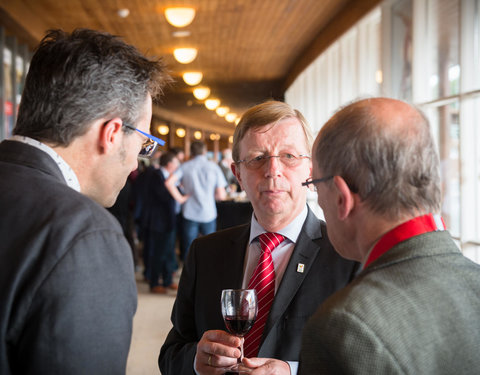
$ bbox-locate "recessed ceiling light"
[164,7,196,28]
[118,8,130,18]
[193,87,210,100]
[172,30,191,38]
[205,99,220,110]
[182,72,203,86]
[173,48,198,64]
[216,106,229,117]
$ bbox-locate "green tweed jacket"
[299,230,480,375]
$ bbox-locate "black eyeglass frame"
[302,175,334,188]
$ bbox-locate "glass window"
[424,102,461,237]
[414,0,460,102]
[390,0,413,101]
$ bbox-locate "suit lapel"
[264,208,322,332]
[222,223,251,289]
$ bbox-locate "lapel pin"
[297,263,305,273]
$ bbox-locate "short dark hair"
[169,146,184,156]
[14,28,170,146]
[160,151,177,167]
[190,141,206,157]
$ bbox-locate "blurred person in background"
[165,141,228,261]
[219,148,240,194]
[142,151,186,294]
[0,28,169,374]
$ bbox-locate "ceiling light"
[229,135,234,143]
[157,124,169,135]
[225,113,237,123]
[194,131,202,140]
[183,72,203,86]
[216,106,229,117]
[176,128,186,138]
[118,8,130,18]
[165,7,196,27]
[193,86,210,100]
[209,133,220,141]
[172,30,191,38]
[235,118,240,125]
[173,48,198,64]
[205,98,220,110]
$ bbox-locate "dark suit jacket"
[140,167,177,233]
[159,208,360,374]
[0,140,137,374]
[299,230,480,375]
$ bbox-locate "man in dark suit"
[299,98,480,374]
[143,151,184,293]
[159,101,359,375]
[0,29,169,374]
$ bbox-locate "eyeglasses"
[302,176,333,191]
[235,153,310,170]
[123,123,165,158]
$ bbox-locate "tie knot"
[258,232,285,253]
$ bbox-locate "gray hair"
[232,100,314,162]
[14,29,171,146]
[314,98,442,219]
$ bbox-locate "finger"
[204,330,243,347]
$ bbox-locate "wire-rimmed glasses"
[123,123,165,158]
[235,153,310,170]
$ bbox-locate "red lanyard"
[364,214,446,268]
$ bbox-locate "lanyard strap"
[364,214,446,268]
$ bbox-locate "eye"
[283,153,296,160]
[251,155,265,162]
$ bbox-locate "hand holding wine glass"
[221,289,258,373]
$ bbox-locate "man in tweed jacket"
[299,98,480,375]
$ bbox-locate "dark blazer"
[0,140,137,374]
[141,167,177,233]
[299,230,480,375]
[159,208,360,374]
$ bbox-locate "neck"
[357,211,422,263]
[255,206,305,233]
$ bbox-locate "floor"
[126,271,179,375]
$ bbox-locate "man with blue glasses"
[0,29,170,374]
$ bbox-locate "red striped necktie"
[244,232,285,358]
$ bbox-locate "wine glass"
[221,289,257,373]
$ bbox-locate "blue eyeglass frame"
[123,123,166,146]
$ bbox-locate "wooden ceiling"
[0,0,381,137]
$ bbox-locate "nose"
[264,155,283,178]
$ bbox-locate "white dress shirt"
[10,135,81,192]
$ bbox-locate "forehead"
[240,117,308,153]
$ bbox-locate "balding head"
[313,97,442,220]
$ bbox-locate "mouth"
[261,189,285,195]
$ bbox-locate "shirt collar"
[10,135,81,192]
[364,213,446,268]
[249,205,308,244]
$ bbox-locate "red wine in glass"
[224,316,255,336]
[221,289,257,373]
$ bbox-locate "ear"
[231,162,244,189]
[99,118,123,155]
[332,175,355,221]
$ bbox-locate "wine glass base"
[222,363,253,374]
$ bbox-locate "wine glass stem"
[239,341,244,363]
